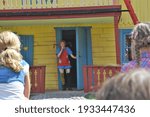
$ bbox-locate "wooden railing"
[83,65,121,93]
[0,0,119,10]
[30,66,46,93]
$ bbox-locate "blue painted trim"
[57,66,71,69]
[55,27,76,30]
[28,36,34,65]
[30,0,32,5]
[20,35,34,66]
[76,27,92,90]
[119,29,132,64]
[55,28,63,90]
[86,27,93,65]
[55,27,92,31]
[76,28,80,89]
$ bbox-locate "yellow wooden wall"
[119,0,150,28]
[1,26,58,90]
[1,23,116,90]
[91,24,116,65]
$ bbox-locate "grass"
[84,92,96,99]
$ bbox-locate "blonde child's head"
[0,31,23,72]
[96,68,150,100]
[0,31,21,52]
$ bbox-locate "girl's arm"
[24,72,31,99]
[67,47,76,59]
[57,48,64,58]
[70,54,76,59]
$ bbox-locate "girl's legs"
[59,69,66,90]
[66,69,72,90]
[66,69,70,74]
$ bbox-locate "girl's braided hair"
[131,23,150,66]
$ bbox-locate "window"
[119,29,132,64]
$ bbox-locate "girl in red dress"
[57,40,76,90]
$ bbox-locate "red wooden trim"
[0,12,121,20]
[40,66,45,93]
[94,67,98,91]
[124,0,139,24]
[0,5,121,13]
[105,67,109,79]
[99,67,104,84]
[83,66,88,93]
[83,66,121,93]
[30,66,46,93]
[114,16,120,64]
[0,5,121,20]
[88,67,93,92]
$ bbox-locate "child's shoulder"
[66,47,71,50]
[20,60,29,67]
[121,60,136,72]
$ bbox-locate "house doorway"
[62,30,77,88]
[55,27,93,90]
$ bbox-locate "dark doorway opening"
[62,30,77,89]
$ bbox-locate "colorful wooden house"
[119,0,150,64]
[0,0,149,92]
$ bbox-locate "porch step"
[30,91,86,100]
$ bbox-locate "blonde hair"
[0,31,23,72]
[96,68,150,100]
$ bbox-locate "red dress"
[57,47,72,69]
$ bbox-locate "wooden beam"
[114,15,120,64]
[0,5,121,20]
